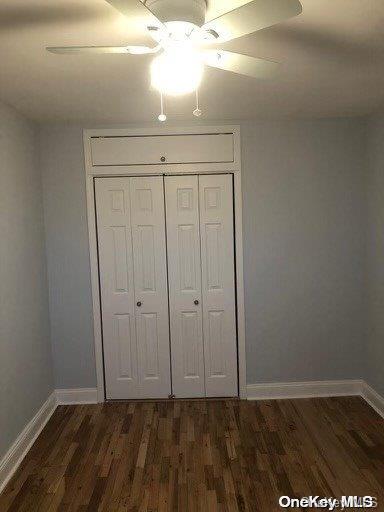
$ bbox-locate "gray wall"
[366,116,384,396]
[0,101,53,459]
[39,119,367,389]
[242,120,367,383]
[40,127,96,389]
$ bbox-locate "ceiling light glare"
[151,48,204,96]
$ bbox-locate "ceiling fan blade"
[203,50,279,79]
[205,0,256,22]
[105,0,163,28]
[46,45,158,55]
[202,0,302,43]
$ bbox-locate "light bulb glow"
[151,47,203,96]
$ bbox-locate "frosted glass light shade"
[151,48,203,96]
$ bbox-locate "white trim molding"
[362,382,384,419]
[55,388,98,405]
[0,392,56,493]
[247,379,364,401]
[83,125,247,401]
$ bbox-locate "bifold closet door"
[165,176,205,398]
[95,177,171,399]
[165,174,238,398]
[199,175,238,397]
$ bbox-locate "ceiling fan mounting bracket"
[144,0,207,26]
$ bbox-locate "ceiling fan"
[47,0,302,120]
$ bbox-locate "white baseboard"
[247,379,364,400]
[0,392,57,494]
[55,387,98,405]
[0,387,97,494]
[361,382,384,419]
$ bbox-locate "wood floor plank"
[1,397,384,511]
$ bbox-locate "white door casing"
[95,176,171,399]
[165,175,205,398]
[85,127,246,402]
[199,174,238,397]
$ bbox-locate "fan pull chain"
[158,92,166,122]
[193,89,202,117]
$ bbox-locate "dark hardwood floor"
[1,397,384,511]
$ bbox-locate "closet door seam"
[162,175,174,397]
[197,175,207,396]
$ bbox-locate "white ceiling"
[1,0,384,123]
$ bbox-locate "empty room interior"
[2,0,384,510]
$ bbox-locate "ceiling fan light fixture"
[47,0,303,115]
[151,47,203,96]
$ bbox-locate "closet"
[95,174,238,400]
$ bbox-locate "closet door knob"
[194,299,199,305]
[136,301,142,307]
[160,156,166,162]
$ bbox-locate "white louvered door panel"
[199,175,238,397]
[165,176,205,398]
[95,178,139,399]
[129,176,171,398]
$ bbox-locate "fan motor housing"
[145,0,207,27]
